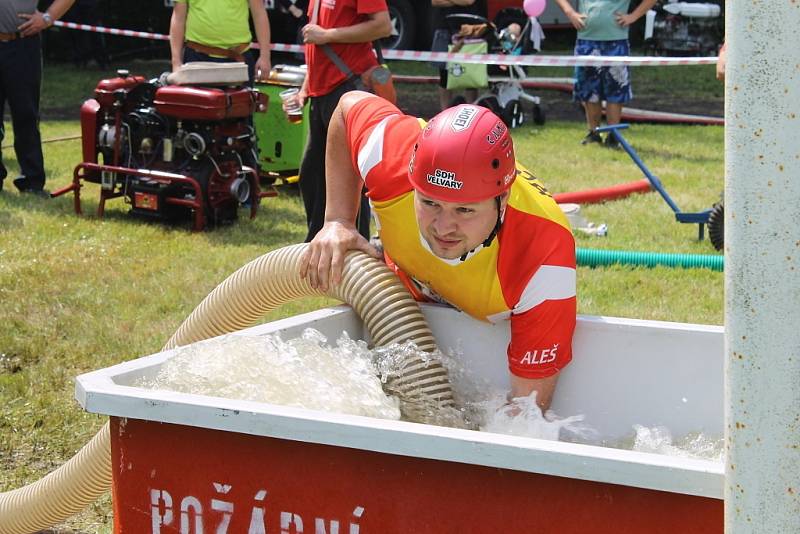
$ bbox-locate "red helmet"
[408,104,516,203]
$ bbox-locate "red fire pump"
[53,69,271,231]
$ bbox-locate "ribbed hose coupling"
[0,244,457,534]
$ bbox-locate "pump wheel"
[708,200,724,251]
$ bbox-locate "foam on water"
[628,425,725,462]
[136,329,401,420]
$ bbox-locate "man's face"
[414,190,502,259]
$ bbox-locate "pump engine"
[645,1,724,56]
[55,67,268,230]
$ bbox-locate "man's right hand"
[299,221,381,292]
[302,23,330,44]
[566,10,587,30]
[282,88,307,113]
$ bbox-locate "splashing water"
[433,345,594,441]
[434,342,722,459]
[136,329,401,421]
[628,425,725,462]
[137,329,723,461]
[479,393,592,441]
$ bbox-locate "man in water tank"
[299,92,577,411]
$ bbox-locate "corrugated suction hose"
[0,244,456,534]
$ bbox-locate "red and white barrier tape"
[55,20,169,41]
[53,20,718,67]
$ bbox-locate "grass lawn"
[1,59,723,533]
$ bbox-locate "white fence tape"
[53,20,718,67]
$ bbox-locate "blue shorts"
[573,39,632,104]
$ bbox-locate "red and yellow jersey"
[346,97,577,379]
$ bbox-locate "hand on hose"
[299,221,381,292]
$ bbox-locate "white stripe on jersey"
[357,115,394,180]
[513,265,576,315]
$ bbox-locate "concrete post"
[725,0,800,532]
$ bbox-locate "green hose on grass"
[577,248,724,272]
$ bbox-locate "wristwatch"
[42,12,53,27]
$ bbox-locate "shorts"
[573,39,632,104]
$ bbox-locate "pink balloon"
[523,0,546,18]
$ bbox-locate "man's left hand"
[255,55,271,83]
[614,12,637,28]
[18,11,50,37]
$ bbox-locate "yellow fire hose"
[0,244,456,533]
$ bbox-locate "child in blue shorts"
[555,0,657,147]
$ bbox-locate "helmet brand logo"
[486,121,507,145]
[427,169,463,190]
[451,106,479,132]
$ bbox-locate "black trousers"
[300,81,371,242]
[0,35,45,189]
[62,1,109,69]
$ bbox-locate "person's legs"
[605,102,623,125]
[298,97,325,241]
[438,69,452,110]
[573,40,603,145]
[6,37,45,191]
[584,101,603,130]
[0,45,7,191]
[242,49,258,86]
[432,28,452,110]
[84,3,109,69]
[299,81,356,242]
[598,40,632,148]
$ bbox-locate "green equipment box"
[254,65,308,178]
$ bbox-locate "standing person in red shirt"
[299,91,577,410]
[283,0,391,242]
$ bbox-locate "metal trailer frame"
[51,162,270,232]
[596,123,712,240]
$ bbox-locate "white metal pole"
[725,1,800,532]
